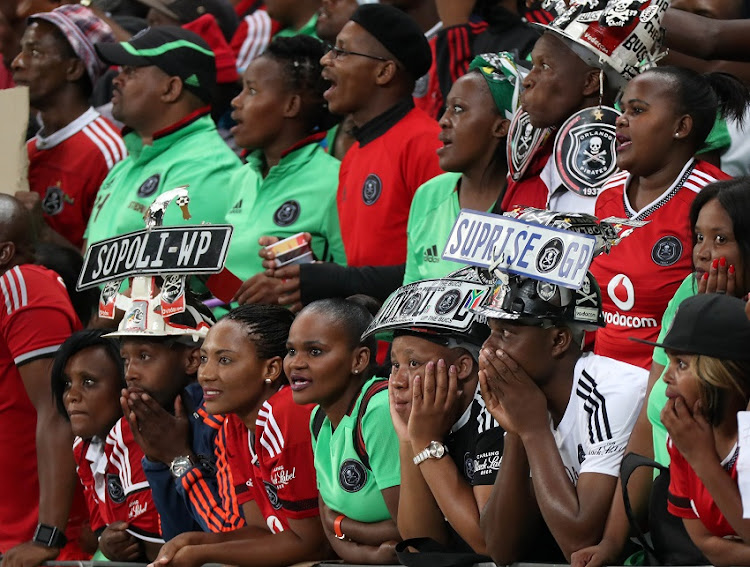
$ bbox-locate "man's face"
[316,0,357,43]
[482,319,556,384]
[111,64,171,131]
[11,21,71,107]
[520,32,594,129]
[320,21,388,119]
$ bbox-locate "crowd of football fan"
[3,0,750,566]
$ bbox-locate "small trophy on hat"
[144,185,192,230]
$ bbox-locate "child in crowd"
[225,35,345,306]
[51,330,126,556]
[591,66,750,368]
[147,305,331,567]
[365,271,503,553]
[642,293,750,566]
[573,178,750,567]
[102,289,214,559]
[286,298,401,564]
[404,52,521,284]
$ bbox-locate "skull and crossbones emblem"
[583,136,606,165]
[518,123,534,152]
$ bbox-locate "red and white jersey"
[0,264,81,552]
[73,437,108,533]
[591,159,730,369]
[667,437,738,538]
[224,387,318,533]
[502,140,598,215]
[230,8,279,73]
[27,108,125,248]
[104,418,163,543]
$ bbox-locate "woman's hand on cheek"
[662,397,717,466]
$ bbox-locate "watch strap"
[32,523,67,549]
[412,446,432,466]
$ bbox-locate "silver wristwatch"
[169,455,195,479]
[413,441,448,465]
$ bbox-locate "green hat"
[468,52,522,120]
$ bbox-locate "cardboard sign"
[364,278,492,338]
[78,225,233,290]
[0,87,30,195]
[442,209,596,289]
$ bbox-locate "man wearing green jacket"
[85,26,242,248]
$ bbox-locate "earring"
[264,378,272,384]
[674,133,679,138]
[353,369,359,374]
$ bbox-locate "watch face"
[36,525,55,542]
[429,441,445,459]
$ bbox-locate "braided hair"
[262,35,340,133]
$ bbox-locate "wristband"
[333,514,346,540]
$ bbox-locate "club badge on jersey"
[507,109,552,181]
[554,106,620,198]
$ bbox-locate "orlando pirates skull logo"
[536,238,564,273]
[339,459,367,492]
[507,109,551,181]
[555,106,619,197]
[435,289,461,315]
[161,275,184,304]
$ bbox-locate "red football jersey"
[224,387,318,533]
[104,418,163,543]
[73,437,107,533]
[27,108,126,248]
[501,137,554,212]
[337,105,443,267]
[0,265,82,553]
[667,437,738,538]
[591,159,729,369]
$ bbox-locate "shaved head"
[0,195,34,268]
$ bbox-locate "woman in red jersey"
[590,66,749,369]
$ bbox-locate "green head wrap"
[468,52,523,120]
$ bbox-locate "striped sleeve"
[0,266,74,365]
[435,20,489,103]
[231,9,273,73]
[176,419,246,532]
[82,116,127,170]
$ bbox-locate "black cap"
[95,26,216,103]
[350,3,431,80]
[631,294,750,361]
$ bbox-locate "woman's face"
[663,352,702,410]
[62,346,123,439]
[437,73,505,174]
[389,334,458,421]
[199,320,274,417]
[615,73,684,175]
[284,310,361,407]
[230,55,290,150]
[693,198,745,293]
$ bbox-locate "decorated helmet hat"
[471,271,605,331]
[104,276,213,344]
[361,268,493,359]
[535,0,668,89]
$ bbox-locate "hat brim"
[629,336,675,351]
[95,41,151,67]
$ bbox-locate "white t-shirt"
[551,352,648,484]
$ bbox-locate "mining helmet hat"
[471,271,605,331]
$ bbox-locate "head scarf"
[468,52,523,120]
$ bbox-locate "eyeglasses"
[324,43,388,62]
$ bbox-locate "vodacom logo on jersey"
[607,274,635,311]
[604,274,657,328]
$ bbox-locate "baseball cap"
[534,0,668,89]
[183,14,238,84]
[631,294,750,361]
[350,3,431,80]
[30,5,115,84]
[95,25,216,102]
